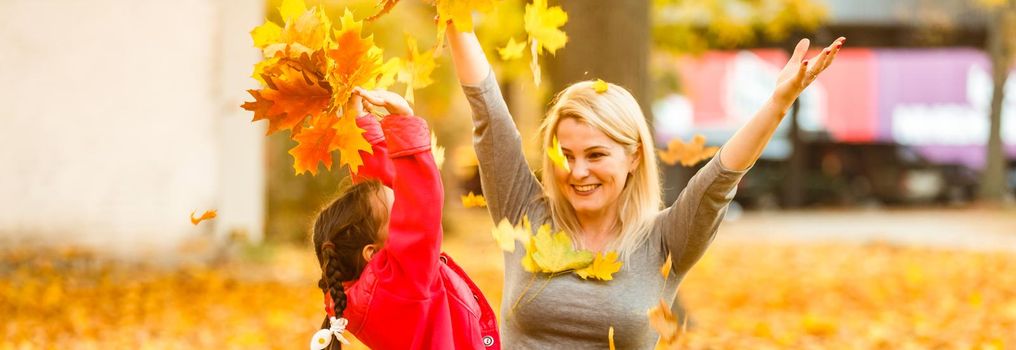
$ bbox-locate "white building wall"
[0,0,265,257]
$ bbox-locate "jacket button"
[482,336,494,347]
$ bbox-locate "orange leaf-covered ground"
[2,209,1014,349]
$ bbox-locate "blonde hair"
[538,80,662,262]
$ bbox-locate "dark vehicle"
[735,141,981,209]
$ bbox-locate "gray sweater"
[462,71,747,349]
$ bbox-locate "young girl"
[309,88,500,350]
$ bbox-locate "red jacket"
[333,114,500,350]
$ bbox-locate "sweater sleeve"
[379,114,443,296]
[659,150,748,276]
[350,114,395,187]
[461,70,544,227]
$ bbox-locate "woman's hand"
[771,37,845,108]
[353,87,414,116]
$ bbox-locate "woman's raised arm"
[719,37,845,171]
[446,23,491,86]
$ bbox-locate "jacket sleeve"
[350,114,395,187]
[379,114,443,296]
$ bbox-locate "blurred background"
[1,0,1015,348]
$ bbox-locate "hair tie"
[310,317,351,350]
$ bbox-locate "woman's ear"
[629,145,642,172]
[362,244,379,262]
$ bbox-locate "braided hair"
[312,180,386,349]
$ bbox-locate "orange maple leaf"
[329,109,373,173]
[190,210,217,225]
[327,9,387,108]
[288,113,338,175]
[243,62,330,135]
[648,298,683,349]
[657,134,719,167]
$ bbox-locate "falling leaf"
[592,79,609,94]
[190,210,218,225]
[397,33,437,104]
[524,0,567,85]
[530,224,593,273]
[657,134,719,167]
[660,253,673,279]
[498,37,526,61]
[524,0,568,55]
[547,136,570,172]
[576,251,623,281]
[462,192,487,208]
[431,132,445,169]
[609,326,616,350]
[491,218,532,252]
[648,298,681,349]
[365,0,402,21]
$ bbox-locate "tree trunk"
[980,6,1014,203]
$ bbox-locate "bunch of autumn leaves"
[241,0,435,175]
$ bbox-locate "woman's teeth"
[574,184,598,192]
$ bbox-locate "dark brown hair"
[312,180,387,349]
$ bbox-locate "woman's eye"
[565,154,575,161]
[590,153,605,159]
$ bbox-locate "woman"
[447,23,843,348]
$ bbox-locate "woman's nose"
[570,159,589,178]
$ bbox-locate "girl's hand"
[353,87,414,116]
[772,37,846,107]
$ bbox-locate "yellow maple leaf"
[190,210,218,225]
[524,0,568,55]
[397,33,437,104]
[520,231,540,273]
[547,135,570,173]
[264,5,331,58]
[251,21,282,49]
[376,57,401,90]
[278,0,307,23]
[498,37,526,61]
[492,218,530,252]
[648,298,682,350]
[531,224,593,273]
[431,132,445,169]
[330,109,373,174]
[434,0,496,33]
[657,134,719,167]
[462,192,487,208]
[592,79,609,94]
[576,251,623,281]
[660,253,673,279]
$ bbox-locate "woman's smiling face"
[553,117,639,219]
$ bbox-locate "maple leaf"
[190,210,217,225]
[397,33,437,104]
[576,251,623,281]
[434,0,496,33]
[592,79,609,94]
[327,9,387,108]
[288,113,338,175]
[431,132,445,168]
[251,21,282,49]
[243,62,330,135]
[524,0,568,55]
[648,298,682,350]
[491,218,530,252]
[462,192,487,208]
[520,234,541,273]
[498,37,526,61]
[330,109,373,173]
[657,134,719,167]
[376,57,401,90]
[660,253,673,279]
[547,136,570,172]
[264,5,331,58]
[531,224,593,273]
[365,0,402,22]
